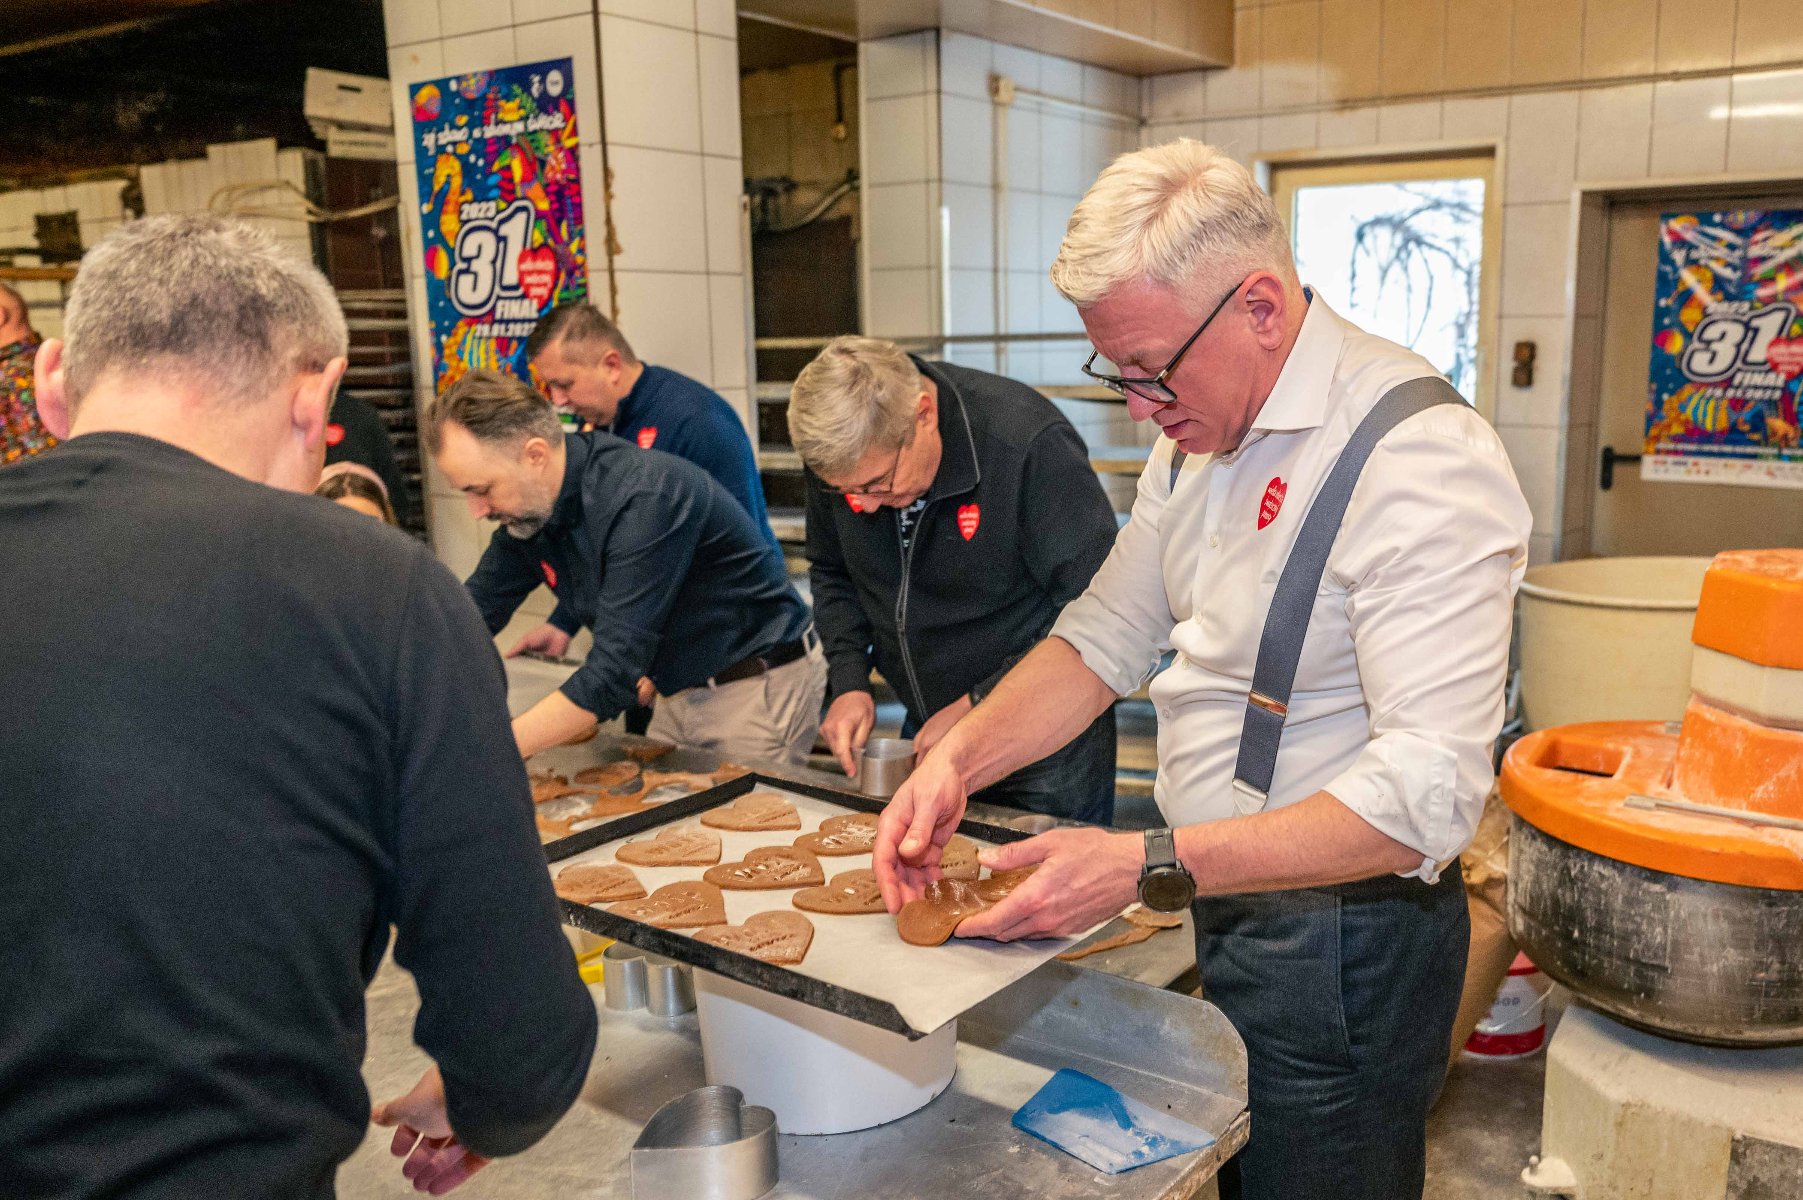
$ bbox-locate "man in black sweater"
[790,336,1119,823]
[437,371,824,764]
[0,215,596,1198]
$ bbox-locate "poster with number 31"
[408,58,588,392]
[1645,209,1803,489]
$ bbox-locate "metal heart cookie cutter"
[631,1084,778,1200]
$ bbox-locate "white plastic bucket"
[1464,953,1551,1060]
[1518,556,1711,730]
[692,971,957,1135]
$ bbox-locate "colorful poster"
[408,59,587,390]
[1645,209,1803,489]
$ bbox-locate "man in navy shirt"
[513,304,776,660]
[433,370,824,763]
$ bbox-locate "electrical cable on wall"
[208,180,398,223]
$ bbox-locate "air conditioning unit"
[304,68,395,162]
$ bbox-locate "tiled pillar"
[858,29,1141,452]
[382,0,749,595]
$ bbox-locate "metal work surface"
[341,957,1246,1199]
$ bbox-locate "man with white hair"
[873,141,1531,1199]
[789,336,1119,821]
[0,216,596,1197]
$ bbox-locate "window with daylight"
[1271,154,1501,418]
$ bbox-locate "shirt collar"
[914,357,981,500]
[1247,288,1343,435]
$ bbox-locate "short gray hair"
[62,215,347,406]
[423,369,564,454]
[1051,139,1297,307]
[787,336,921,480]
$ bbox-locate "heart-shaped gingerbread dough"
[896,866,1040,946]
[615,825,722,867]
[607,880,727,929]
[938,835,981,881]
[792,868,885,914]
[703,846,825,890]
[701,790,801,831]
[554,863,647,904]
[695,911,815,965]
[793,812,878,856]
[574,761,641,789]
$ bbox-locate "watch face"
[1140,869,1195,914]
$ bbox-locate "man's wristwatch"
[1138,828,1196,913]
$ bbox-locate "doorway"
[1582,186,1803,557]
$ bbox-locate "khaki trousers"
[647,642,826,767]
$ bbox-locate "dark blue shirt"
[614,364,774,545]
[466,432,810,721]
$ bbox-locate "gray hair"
[62,215,347,406]
[787,336,921,480]
[1051,139,1297,307]
[423,369,564,454]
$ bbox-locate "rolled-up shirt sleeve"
[1322,418,1531,880]
[1051,439,1180,697]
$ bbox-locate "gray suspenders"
[1168,376,1466,815]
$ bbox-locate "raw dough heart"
[615,825,723,867]
[703,846,825,890]
[695,911,815,965]
[623,741,675,763]
[531,772,584,804]
[939,835,981,881]
[895,866,1040,946]
[793,812,878,856]
[896,880,993,946]
[554,863,647,904]
[607,880,727,929]
[792,869,885,914]
[701,790,801,831]
[575,761,642,790]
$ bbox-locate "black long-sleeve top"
[466,431,810,720]
[805,359,1118,727]
[0,433,597,1199]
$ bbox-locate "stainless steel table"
[336,663,1234,1197]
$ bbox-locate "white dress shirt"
[1053,295,1531,880]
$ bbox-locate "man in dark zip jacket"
[791,336,1120,823]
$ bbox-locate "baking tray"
[545,772,1099,1040]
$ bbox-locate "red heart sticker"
[540,560,557,588]
[1257,478,1287,531]
[957,503,980,541]
[1768,336,1803,380]
[636,426,658,449]
[515,246,558,308]
[325,422,345,447]
[845,495,864,513]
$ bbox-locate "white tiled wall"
[1140,55,1803,561]
[383,0,751,599]
[0,180,131,339]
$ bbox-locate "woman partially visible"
[314,461,398,526]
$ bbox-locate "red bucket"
[1463,953,1550,1060]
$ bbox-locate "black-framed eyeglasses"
[820,441,906,498]
[1080,276,1250,405]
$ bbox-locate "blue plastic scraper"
[1011,1068,1215,1174]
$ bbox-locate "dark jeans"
[902,707,1117,826]
[1193,865,1468,1200]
